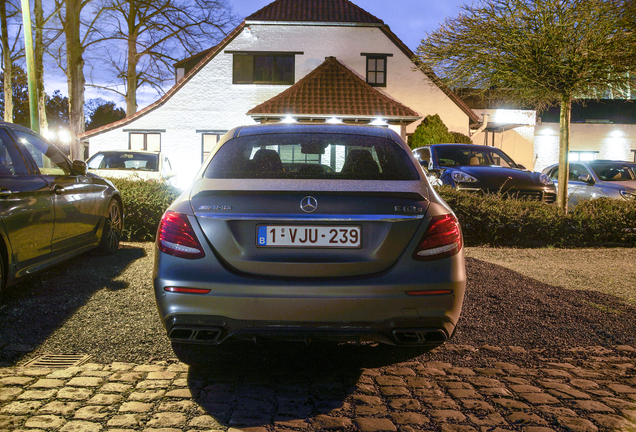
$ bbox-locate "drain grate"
[24,354,91,369]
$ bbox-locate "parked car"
[542,160,636,206]
[154,124,466,355]
[0,122,122,300]
[86,150,177,184]
[413,144,557,203]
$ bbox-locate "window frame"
[362,53,392,87]
[229,51,301,85]
[198,131,227,163]
[126,131,163,152]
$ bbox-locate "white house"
[80,0,479,182]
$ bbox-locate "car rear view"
[153,124,465,350]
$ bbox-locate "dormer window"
[362,53,392,87]
[230,51,301,85]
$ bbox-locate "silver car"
[153,124,465,354]
[542,160,636,206]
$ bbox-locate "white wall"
[534,123,636,172]
[86,23,471,182]
[471,109,537,169]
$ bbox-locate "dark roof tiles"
[247,0,383,24]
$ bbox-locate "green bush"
[407,114,473,149]
[437,186,636,247]
[106,177,182,242]
[103,177,636,248]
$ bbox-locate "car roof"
[412,144,495,151]
[91,150,161,155]
[231,123,395,139]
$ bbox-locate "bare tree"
[57,0,109,159]
[34,0,63,133]
[417,0,636,211]
[100,0,236,116]
[1,0,23,123]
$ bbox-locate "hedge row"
[106,177,182,242]
[106,178,636,247]
[437,186,636,247]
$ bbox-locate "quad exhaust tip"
[392,329,447,345]
[169,327,222,342]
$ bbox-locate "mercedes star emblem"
[300,196,318,213]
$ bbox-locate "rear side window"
[204,133,419,180]
[88,152,159,171]
[589,163,636,181]
[12,130,70,176]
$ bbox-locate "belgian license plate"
[257,225,361,248]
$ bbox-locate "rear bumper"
[153,245,466,346]
[164,315,452,347]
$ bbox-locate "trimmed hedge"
[106,177,182,242]
[437,186,636,247]
[103,177,636,247]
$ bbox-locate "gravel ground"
[0,243,634,367]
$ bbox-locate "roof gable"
[246,0,383,24]
[247,56,420,123]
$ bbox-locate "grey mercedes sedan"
[153,124,465,353]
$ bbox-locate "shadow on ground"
[182,341,431,428]
[0,244,147,365]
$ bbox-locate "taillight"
[157,211,205,259]
[412,214,462,261]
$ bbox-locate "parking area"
[0,244,635,431]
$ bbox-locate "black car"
[413,144,557,202]
[0,122,123,300]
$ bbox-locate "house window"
[362,54,392,87]
[202,133,222,163]
[232,52,296,85]
[130,133,161,151]
[569,151,598,162]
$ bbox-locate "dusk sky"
[45,0,469,111]
[232,0,468,51]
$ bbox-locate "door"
[0,128,54,268]
[11,130,99,253]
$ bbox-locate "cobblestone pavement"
[1,343,635,432]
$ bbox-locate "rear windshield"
[204,133,420,180]
[589,163,636,181]
[87,152,159,172]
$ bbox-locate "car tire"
[95,199,122,255]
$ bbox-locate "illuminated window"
[569,151,598,162]
[130,133,160,151]
[202,134,221,163]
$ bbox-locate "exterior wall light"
[281,116,297,124]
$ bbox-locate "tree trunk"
[556,95,571,212]
[0,2,13,123]
[125,5,138,117]
[126,36,138,117]
[64,0,85,160]
[34,0,48,134]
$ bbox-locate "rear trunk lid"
[190,179,430,278]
